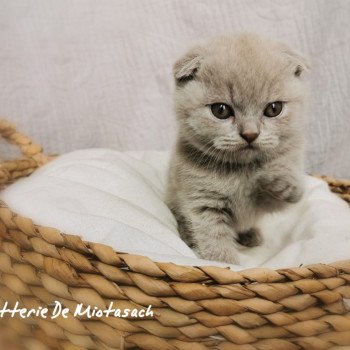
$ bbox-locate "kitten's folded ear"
[173,46,203,84]
[282,46,311,77]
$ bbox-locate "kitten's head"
[173,33,309,164]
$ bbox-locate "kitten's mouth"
[240,144,257,151]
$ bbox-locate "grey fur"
[166,34,309,263]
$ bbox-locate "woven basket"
[0,119,349,350]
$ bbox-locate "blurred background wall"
[0,0,349,177]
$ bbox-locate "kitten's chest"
[211,172,257,199]
[189,169,260,228]
[225,173,259,228]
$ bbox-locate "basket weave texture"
[0,119,349,350]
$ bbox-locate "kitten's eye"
[264,101,283,118]
[210,103,234,120]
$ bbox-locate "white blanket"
[1,149,350,270]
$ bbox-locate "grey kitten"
[166,33,309,264]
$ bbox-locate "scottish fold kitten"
[166,34,309,264]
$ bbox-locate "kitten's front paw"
[194,238,238,264]
[258,174,303,203]
[236,228,262,247]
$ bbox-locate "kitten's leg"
[172,209,197,249]
[236,228,262,247]
[256,170,303,210]
[184,206,239,264]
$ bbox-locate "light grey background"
[0,0,349,177]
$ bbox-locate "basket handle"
[0,119,50,187]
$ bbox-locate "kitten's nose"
[240,130,259,144]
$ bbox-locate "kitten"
[166,33,309,264]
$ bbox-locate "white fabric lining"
[1,149,350,271]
